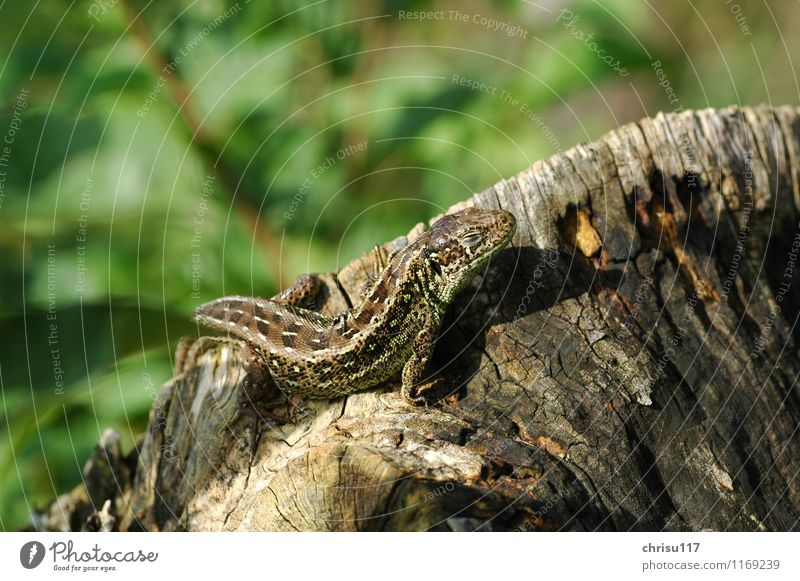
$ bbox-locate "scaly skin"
[193,207,516,405]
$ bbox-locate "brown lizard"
[192,206,516,408]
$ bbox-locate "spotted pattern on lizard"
[193,207,516,405]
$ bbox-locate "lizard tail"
[193,295,273,346]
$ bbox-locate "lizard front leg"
[401,315,443,406]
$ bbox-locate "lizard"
[191,206,516,410]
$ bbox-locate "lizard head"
[424,206,516,303]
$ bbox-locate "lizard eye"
[462,233,483,247]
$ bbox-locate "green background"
[0,0,796,529]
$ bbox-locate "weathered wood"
[42,106,800,531]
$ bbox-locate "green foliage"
[0,0,795,529]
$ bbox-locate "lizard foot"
[401,377,446,407]
[236,360,309,425]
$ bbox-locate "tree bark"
[41,105,800,531]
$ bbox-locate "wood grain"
[41,106,800,531]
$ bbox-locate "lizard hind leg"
[236,344,305,425]
[175,335,241,376]
[272,273,321,308]
[194,275,321,425]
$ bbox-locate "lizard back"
[193,247,430,395]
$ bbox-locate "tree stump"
[41,106,800,531]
